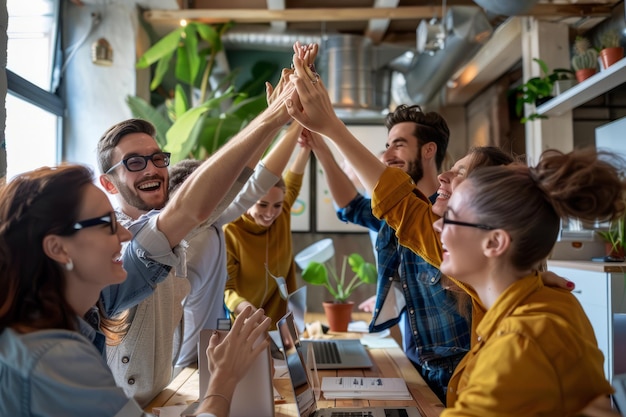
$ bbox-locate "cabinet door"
[549,267,611,380]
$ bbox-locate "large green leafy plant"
[301,254,377,303]
[127,21,275,162]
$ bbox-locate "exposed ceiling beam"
[366,0,400,44]
[445,17,523,105]
[144,5,613,23]
[266,0,286,31]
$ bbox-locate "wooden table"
[144,315,444,417]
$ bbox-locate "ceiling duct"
[222,28,409,121]
[319,34,408,117]
[391,6,492,107]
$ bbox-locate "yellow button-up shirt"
[371,167,613,415]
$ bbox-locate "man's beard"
[115,178,168,212]
[406,158,424,183]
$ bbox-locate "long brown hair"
[0,165,93,332]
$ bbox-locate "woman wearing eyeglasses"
[286,53,621,415]
[430,149,621,416]
[0,164,270,417]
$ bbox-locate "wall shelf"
[536,58,626,117]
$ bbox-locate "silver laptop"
[277,312,423,417]
[281,311,373,369]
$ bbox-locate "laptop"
[281,311,373,370]
[187,328,275,417]
[277,312,423,417]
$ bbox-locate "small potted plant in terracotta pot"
[571,36,599,82]
[599,29,624,70]
[597,216,626,261]
[301,253,376,332]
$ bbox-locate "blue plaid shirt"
[337,194,470,399]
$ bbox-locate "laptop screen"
[278,312,317,417]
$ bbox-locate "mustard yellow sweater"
[223,170,302,328]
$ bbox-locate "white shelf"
[536,57,626,117]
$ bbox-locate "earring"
[65,259,74,271]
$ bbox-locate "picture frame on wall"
[315,124,387,233]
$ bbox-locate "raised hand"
[286,54,339,137]
[206,306,271,380]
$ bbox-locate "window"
[5,0,62,180]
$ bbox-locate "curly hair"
[0,164,93,332]
[384,104,450,170]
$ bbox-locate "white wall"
[62,0,177,173]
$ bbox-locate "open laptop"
[281,311,372,370]
[277,312,423,417]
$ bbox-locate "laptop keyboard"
[312,341,341,364]
[328,412,373,417]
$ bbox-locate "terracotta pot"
[600,47,624,70]
[605,242,625,259]
[322,301,354,332]
[575,68,597,83]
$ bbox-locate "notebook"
[281,311,373,370]
[277,312,423,417]
[191,328,275,417]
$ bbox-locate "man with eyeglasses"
[95,75,294,405]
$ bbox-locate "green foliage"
[301,254,377,303]
[571,36,599,71]
[127,21,274,162]
[513,58,574,123]
[600,29,621,49]
[597,216,626,255]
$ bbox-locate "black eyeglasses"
[106,152,171,174]
[442,211,495,231]
[72,211,118,235]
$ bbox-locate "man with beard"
[304,104,469,403]
[95,77,294,406]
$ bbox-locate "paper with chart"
[321,377,412,400]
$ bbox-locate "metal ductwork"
[391,6,493,107]
[222,8,491,116]
[223,28,409,121]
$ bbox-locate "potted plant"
[127,21,274,163]
[571,36,599,82]
[301,253,377,331]
[599,29,624,70]
[513,58,574,123]
[597,216,626,261]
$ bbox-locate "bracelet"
[201,393,231,407]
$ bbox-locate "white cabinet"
[548,260,626,383]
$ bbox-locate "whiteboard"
[315,125,388,232]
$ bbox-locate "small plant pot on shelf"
[575,68,597,83]
[605,242,625,261]
[600,47,624,70]
[322,301,354,332]
[553,79,577,96]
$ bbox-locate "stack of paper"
[321,377,412,400]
